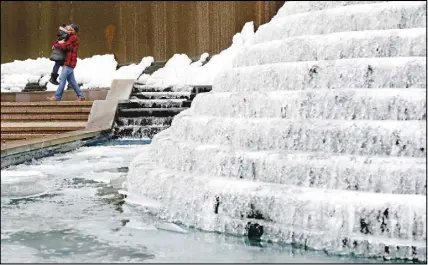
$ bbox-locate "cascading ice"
[127,1,427,261]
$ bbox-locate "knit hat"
[70,24,79,33]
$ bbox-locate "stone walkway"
[1,122,87,128]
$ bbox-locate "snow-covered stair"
[112,84,211,139]
[127,1,427,261]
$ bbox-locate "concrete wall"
[1,1,284,64]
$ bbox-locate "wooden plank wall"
[1,1,284,64]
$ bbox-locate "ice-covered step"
[118,107,188,118]
[130,92,191,100]
[149,139,427,195]
[114,125,169,139]
[198,216,426,261]
[190,85,213,95]
[191,89,427,120]
[169,116,426,157]
[115,116,173,127]
[124,99,188,108]
[234,28,426,67]
[214,57,426,92]
[129,169,427,261]
[133,84,173,93]
[127,162,427,244]
[146,209,426,261]
[254,1,426,44]
[276,1,388,17]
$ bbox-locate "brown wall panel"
[1,1,284,64]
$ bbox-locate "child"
[49,24,69,85]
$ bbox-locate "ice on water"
[1,171,47,198]
[127,1,427,261]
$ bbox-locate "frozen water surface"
[0,141,390,263]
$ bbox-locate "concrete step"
[1,113,89,122]
[1,107,91,114]
[1,122,87,133]
[0,133,59,140]
[130,92,191,100]
[118,107,188,117]
[1,101,93,107]
[121,99,188,109]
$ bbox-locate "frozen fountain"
[127,1,427,261]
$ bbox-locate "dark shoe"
[75,97,86,102]
[49,73,59,85]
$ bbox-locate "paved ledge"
[1,122,88,128]
[1,87,109,102]
[1,128,110,168]
[1,128,108,156]
[1,101,94,107]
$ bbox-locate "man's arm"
[53,36,74,52]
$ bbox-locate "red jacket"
[53,32,79,68]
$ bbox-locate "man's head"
[67,24,79,34]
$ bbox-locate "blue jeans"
[55,66,84,100]
[52,61,63,74]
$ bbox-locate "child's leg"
[52,61,61,74]
[50,61,64,85]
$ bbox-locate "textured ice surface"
[1,171,47,197]
[167,116,426,157]
[255,1,426,44]
[276,1,388,16]
[149,139,427,195]
[215,57,426,92]
[191,89,427,120]
[235,28,427,67]
[127,1,427,261]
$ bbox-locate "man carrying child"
[47,24,85,102]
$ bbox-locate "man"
[47,24,85,101]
